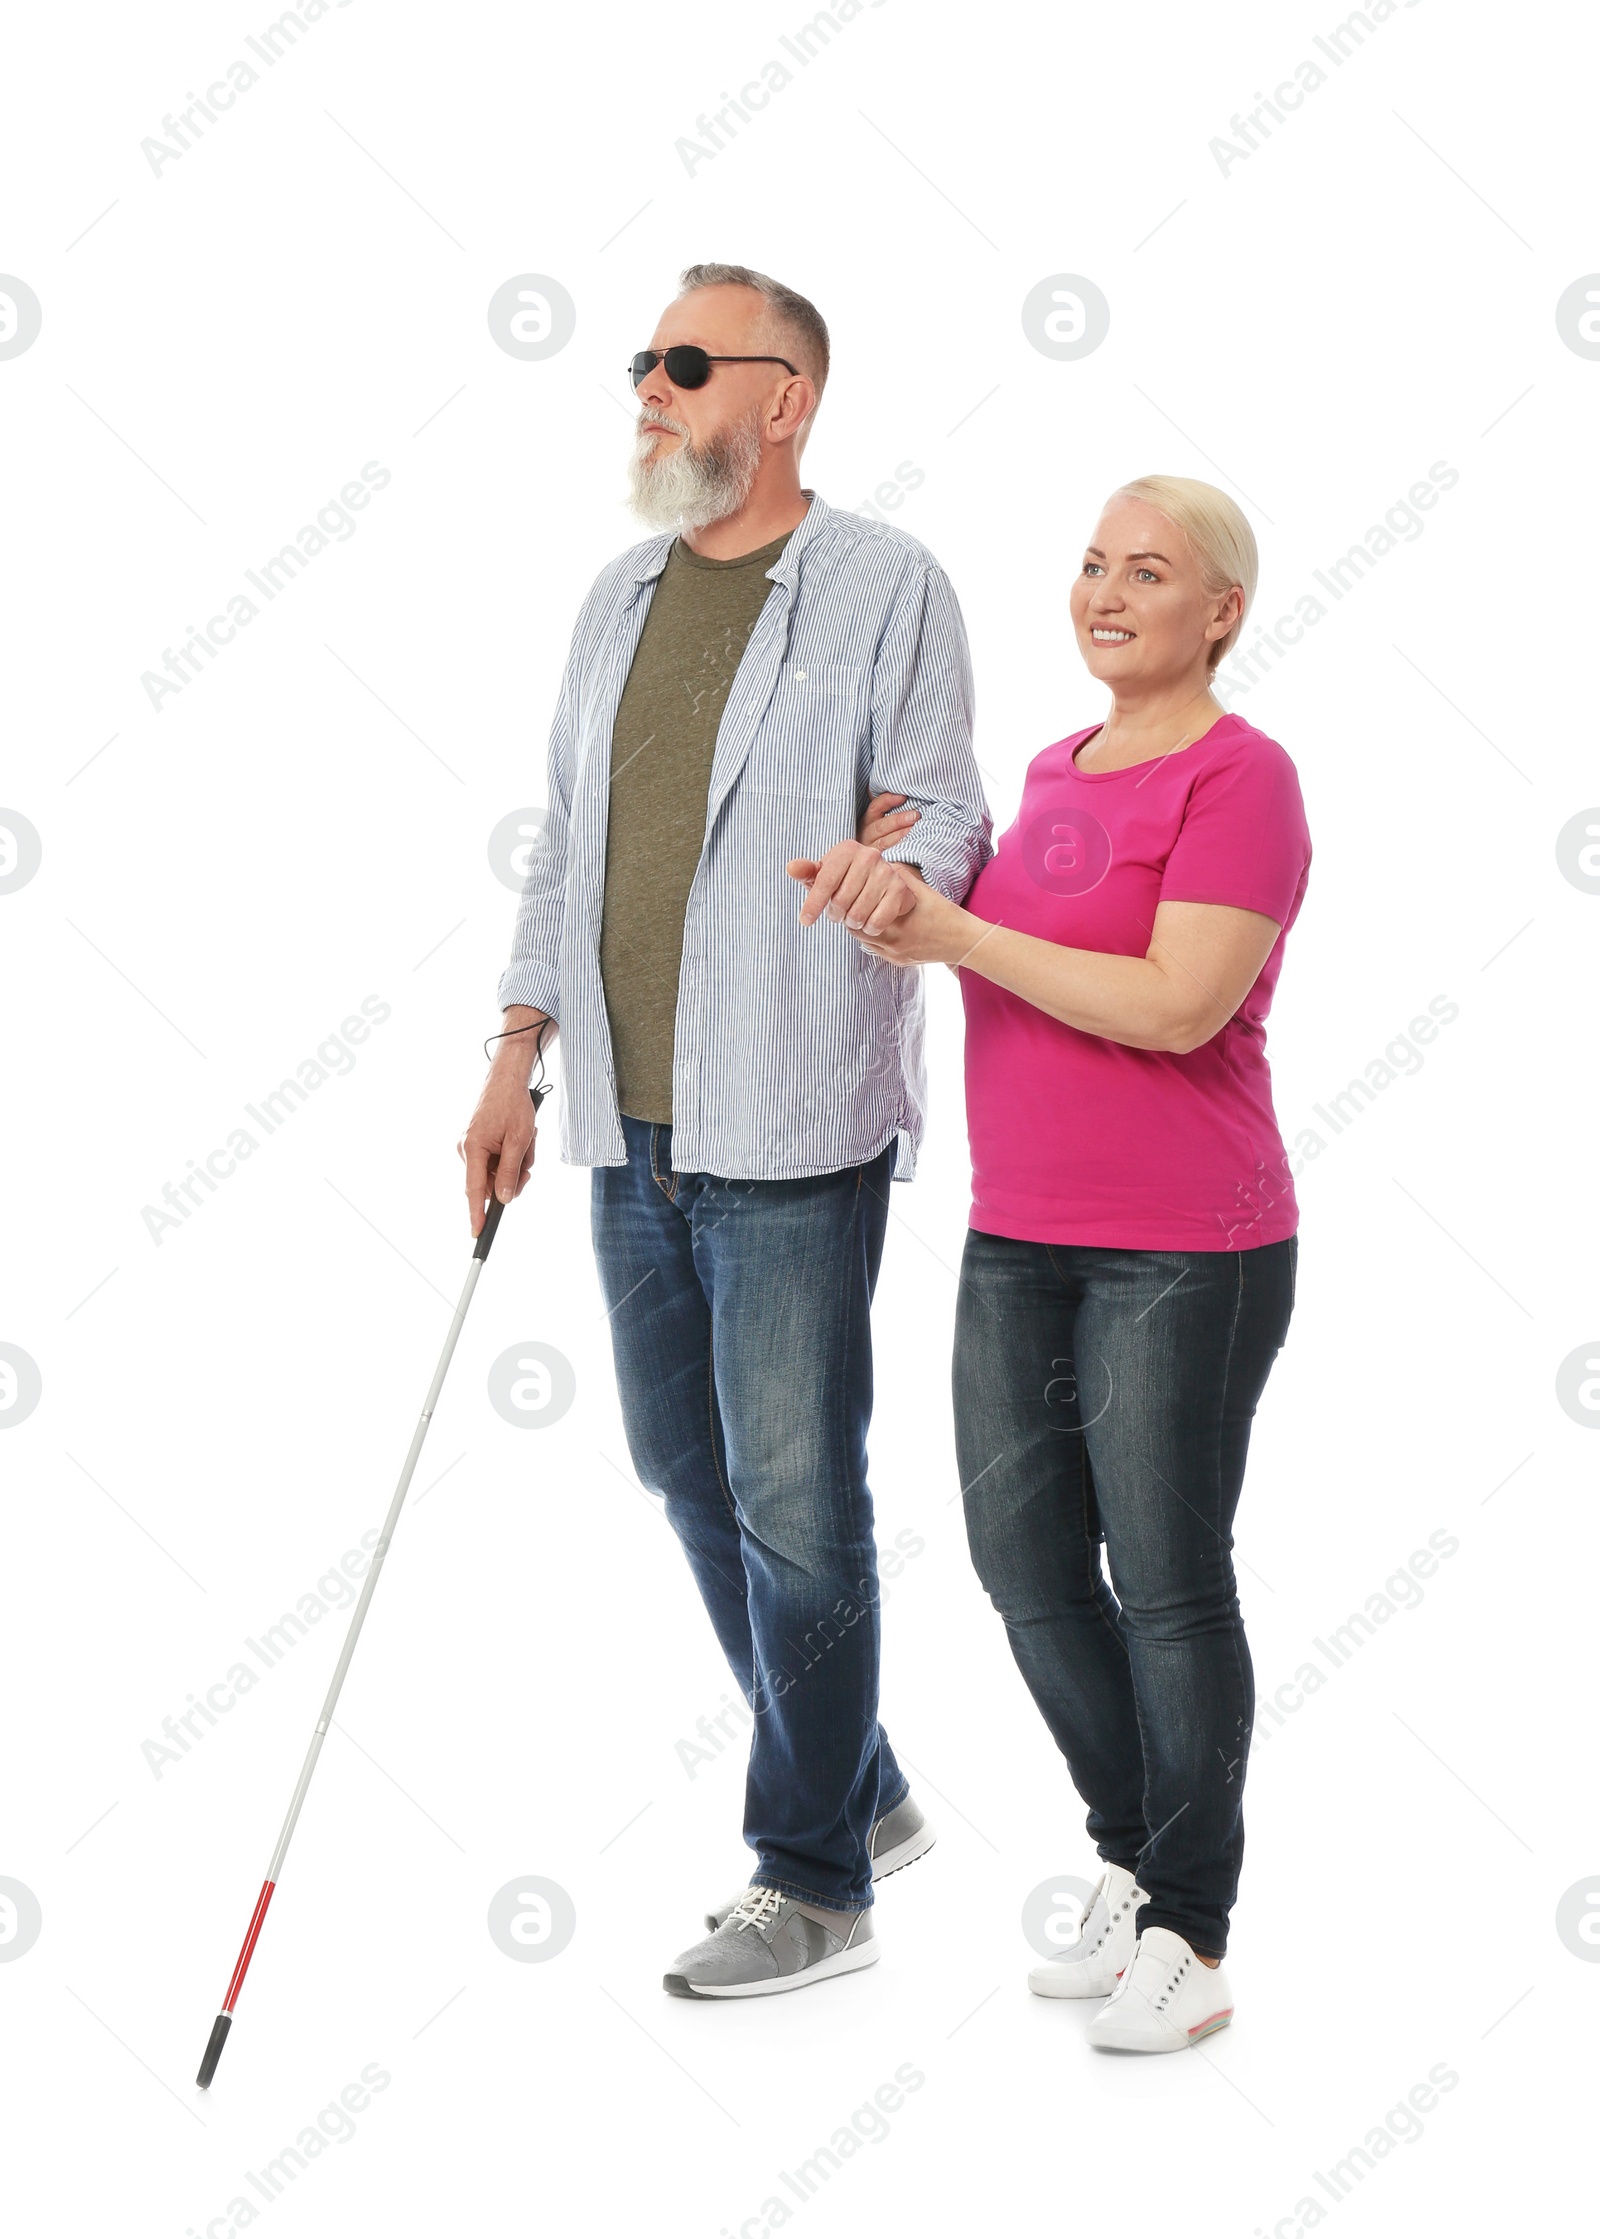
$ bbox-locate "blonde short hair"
[1110,475,1258,673]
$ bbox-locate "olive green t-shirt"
[598,526,794,1122]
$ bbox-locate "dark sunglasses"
[628,345,798,390]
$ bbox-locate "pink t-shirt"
[959,712,1311,1251]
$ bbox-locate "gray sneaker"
[666,1886,880,2000]
[701,1793,935,1932]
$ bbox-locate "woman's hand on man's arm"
[859,789,922,853]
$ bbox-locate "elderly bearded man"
[462,262,991,1999]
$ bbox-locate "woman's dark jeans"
[953,1229,1297,1957]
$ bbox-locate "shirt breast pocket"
[786,660,868,697]
[746,662,871,802]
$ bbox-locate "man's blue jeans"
[591,1115,907,1911]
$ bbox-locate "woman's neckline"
[1069,711,1239,779]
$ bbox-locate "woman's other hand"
[858,790,922,850]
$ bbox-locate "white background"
[2,1,1595,2232]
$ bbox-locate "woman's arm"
[851,879,1283,1055]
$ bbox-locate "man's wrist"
[490,1008,553,1082]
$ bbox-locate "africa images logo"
[1020,800,1113,897]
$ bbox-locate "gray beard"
[627,409,765,531]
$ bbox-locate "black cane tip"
[196,2011,232,2089]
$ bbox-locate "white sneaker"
[1087,1925,1234,2053]
[1028,1863,1148,1999]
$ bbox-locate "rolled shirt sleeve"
[869,562,993,901]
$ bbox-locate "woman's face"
[1069,497,1241,694]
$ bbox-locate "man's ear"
[769,375,816,446]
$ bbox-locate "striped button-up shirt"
[496,489,992,1181]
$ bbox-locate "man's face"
[627,284,793,531]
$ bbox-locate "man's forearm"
[879,820,987,904]
[490,1004,557,1083]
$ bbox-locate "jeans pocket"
[648,1124,678,1202]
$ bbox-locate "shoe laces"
[728,1886,784,1933]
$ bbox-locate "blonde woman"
[798,477,1310,2051]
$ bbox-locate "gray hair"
[676,261,830,407]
